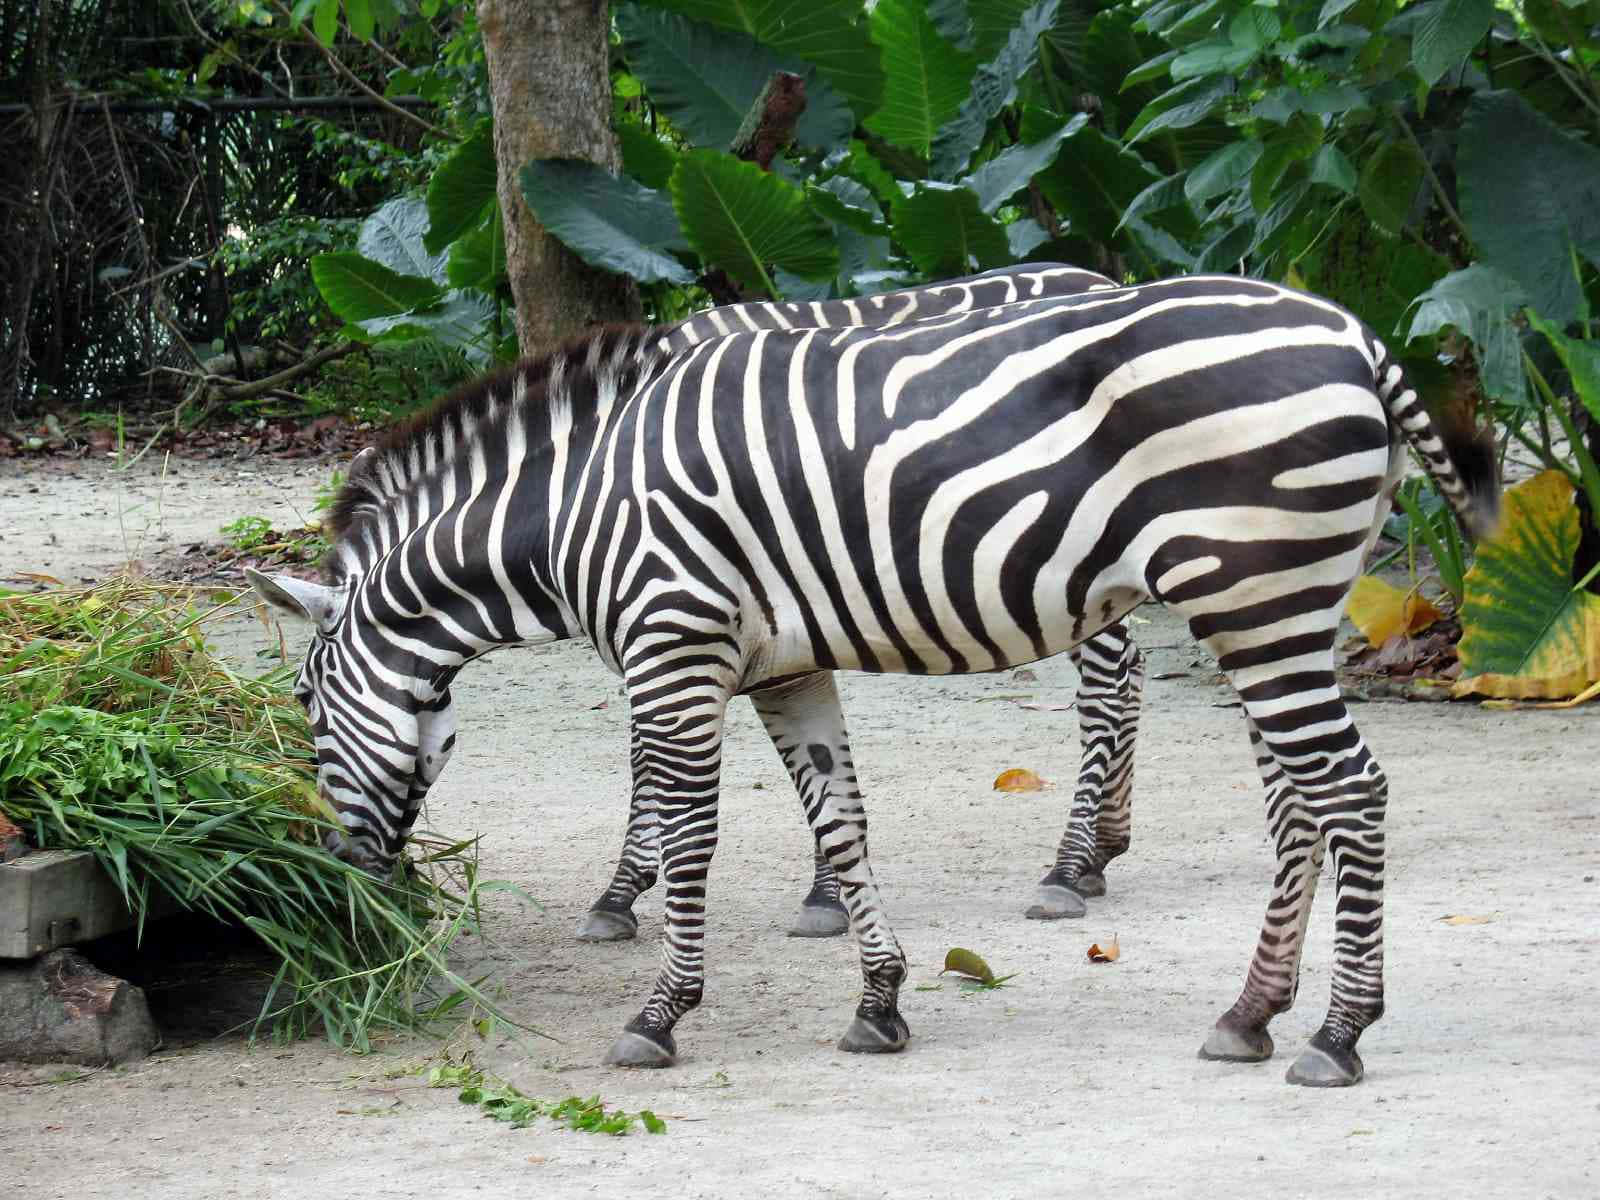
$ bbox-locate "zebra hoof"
[838,1011,910,1054]
[575,907,638,942]
[604,1028,677,1068]
[1198,1019,1274,1063]
[787,900,849,938]
[1025,883,1087,920]
[1074,872,1107,898]
[1286,1043,1363,1087]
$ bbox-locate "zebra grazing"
[582,262,1132,943]
[250,275,1498,1087]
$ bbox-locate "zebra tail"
[1373,345,1502,541]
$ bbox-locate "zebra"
[581,262,1136,943]
[249,274,1498,1087]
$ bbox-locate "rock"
[0,949,160,1065]
[0,812,25,863]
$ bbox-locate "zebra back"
[659,264,1115,350]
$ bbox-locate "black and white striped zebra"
[250,275,1498,1087]
[582,263,1135,942]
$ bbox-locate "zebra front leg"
[577,728,656,942]
[604,680,732,1069]
[1206,655,1386,1088]
[1199,714,1323,1064]
[750,673,910,1053]
[1029,626,1138,919]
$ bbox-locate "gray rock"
[0,948,160,1065]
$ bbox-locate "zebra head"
[246,568,456,874]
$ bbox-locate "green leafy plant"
[427,1059,666,1135]
[0,582,520,1049]
[221,515,275,552]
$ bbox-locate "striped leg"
[750,672,910,1053]
[579,689,851,942]
[577,729,658,942]
[605,671,734,1069]
[1198,647,1387,1088]
[1029,625,1143,919]
[1199,713,1323,1064]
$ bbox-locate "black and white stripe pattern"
[583,264,1138,941]
[252,273,1498,1085]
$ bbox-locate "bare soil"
[2,453,1596,1200]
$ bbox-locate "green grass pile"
[0,580,508,1050]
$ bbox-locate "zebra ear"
[348,446,379,483]
[244,567,340,628]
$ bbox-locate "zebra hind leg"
[1201,649,1386,1088]
[576,729,657,942]
[1198,714,1324,1065]
[750,673,910,1053]
[1029,626,1138,919]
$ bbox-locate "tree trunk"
[477,0,639,357]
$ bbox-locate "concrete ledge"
[0,850,143,960]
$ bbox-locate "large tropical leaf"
[1406,265,1528,402]
[960,113,1084,212]
[446,208,505,292]
[617,6,853,153]
[1296,211,1449,340]
[1125,76,1233,144]
[669,149,838,296]
[930,0,1059,180]
[891,182,1010,276]
[865,0,977,156]
[353,290,501,367]
[358,196,448,285]
[1032,123,1163,264]
[1410,0,1492,86]
[1455,471,1600,700]
[1357,138,1425,237]
[1458,89,1600,326]
[518,159,694,286]
[310,252,445,322]
[424,125,498,256]
[637,0,883,118]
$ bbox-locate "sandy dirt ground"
[2,453,1596,1200]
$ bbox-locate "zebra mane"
[321,323,662,580]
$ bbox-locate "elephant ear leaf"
[519,158,695,285]
[1455,471,1600,701]
[669,149,838,297]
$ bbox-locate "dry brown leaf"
[1439,913,1498,925]
[993,767,1047,792]
[1087,935,1121,963]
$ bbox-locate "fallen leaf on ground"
[1439,913,1498,925]
[1087,935,1121,963]
[941,947,996,984]
[994,767,1047,792]
[1017,702,1074,712]
[1012,668,1039,682]
[1347,575,1443,646]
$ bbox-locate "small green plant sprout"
[427,1058,665,1135]
[940,947,1018,991]
[312,468,347,516]
[221,514,274,552]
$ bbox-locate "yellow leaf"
[1455,471,1600,700]
[1346,575,1443,647]
[1439,913,1498,925]
[993,767,1047,792]
[1087,935,1120,963]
